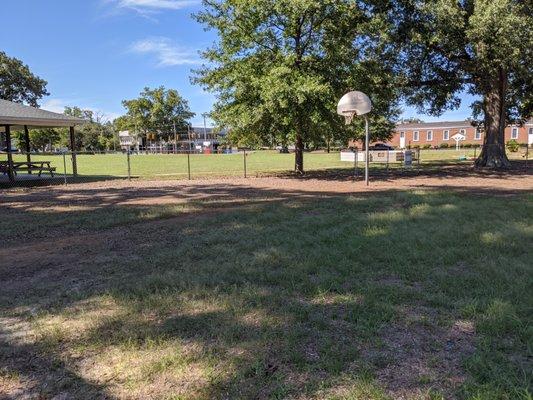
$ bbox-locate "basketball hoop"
[337,91,372,185]
[337,91,371,124]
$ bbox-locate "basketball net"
[344,111,356,125]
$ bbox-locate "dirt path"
[3,169,532,206]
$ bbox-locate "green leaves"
[194,0,399,161]
[121,86,195,139]
[395,0,532,120]
[0,51,49,107]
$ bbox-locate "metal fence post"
[187,151,191,180]
[62,151,67,186]
[417,148,421,173]
[386,150,390,174]
[525,144,529,170]
[127,150,131,181]
[243,148,247,178]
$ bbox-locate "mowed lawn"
[9,148,528,179]
[0,184,531,399]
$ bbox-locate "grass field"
[8,148,529,180]
[1,176,531,399]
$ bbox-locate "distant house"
[118,130,138,150]
[118,127,229,153]
[349,120,533,149]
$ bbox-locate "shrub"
[412,144,420,149]
[439,143,449,148]
[506,139,520,152]
[463,143,473,148]
[422,144,432,149]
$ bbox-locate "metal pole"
[243,148,247,178]
[364,116,369,186]
[203,113,207,140]
[386,149,390,174]
[526,144,529,170]
[355,148,358,178]
[187,151,191,180]
[173,122,177,154]
[353,147,357,178]
[62,151,67,185]
[127,150,131,181]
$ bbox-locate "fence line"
[1,145,530,188]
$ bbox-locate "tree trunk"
[326,138,330,153]
[475,69,511,168]
[295,128,304,174]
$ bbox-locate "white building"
[119,131,138,150]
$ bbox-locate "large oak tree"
[392,0,532,168]
[121,86,195,143]
[0,51,48,106]
[194,0,399,173]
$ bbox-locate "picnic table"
[0,160,56,177]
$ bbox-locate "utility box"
[404,150,413,166]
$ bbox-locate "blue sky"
[1,0,475,126]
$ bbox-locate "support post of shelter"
[24,125,31,173]
[5,125,14,182]
[69,126,78,177]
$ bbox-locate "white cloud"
[110,0,200,14]
[129,37,200,67]
[41,99,68,114]
[42,98,120,122]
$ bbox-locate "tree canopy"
[194,0,399,172]
[64,107,118,151]
[120,87,195,142]
[391,0,532,167]
[0,51,49,106]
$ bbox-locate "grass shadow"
[0,183,531,399]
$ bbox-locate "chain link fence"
[1,144,530,188]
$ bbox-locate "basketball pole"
[365,116,369,186]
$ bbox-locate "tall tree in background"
[0,51,49,106]
[393,0,532,168]
[194,0,399,173]
[63,107,117,151]
[15,128,60,152]
[121,87,195,142]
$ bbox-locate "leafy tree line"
[194,0,531,170]
[2,0,532,168]
[194,0,399,172]
[1,51,195,152]
[14,107,119,152]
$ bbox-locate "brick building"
[350,119,533,149]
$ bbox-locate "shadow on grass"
[269,160,532,182]
[0,183,531,399]
[0,334,115,399]
[0,174,127,189]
